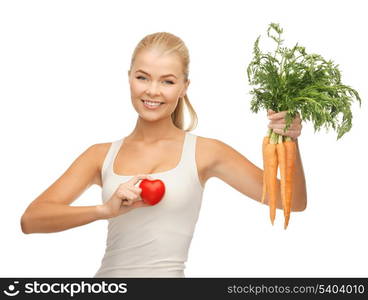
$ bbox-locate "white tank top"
[94,131,204,277]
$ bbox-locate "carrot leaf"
[247,23,362,139]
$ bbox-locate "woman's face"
[128,48,190,122]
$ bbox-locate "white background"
[1,0,367,277]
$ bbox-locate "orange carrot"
[283,138,297,229]
[261,135,270,204]
[276,135,287,221]
[265,132,278,225]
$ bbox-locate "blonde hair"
[129,32,198,132]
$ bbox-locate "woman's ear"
[180,79,190,97]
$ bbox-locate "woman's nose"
[146,81,160,96]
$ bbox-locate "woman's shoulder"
[194,134,230,167]
[85,141,114,186]
[193,134,239,184]
[195,134,242,166]
[195,134,228,153]
[93,141,114,164]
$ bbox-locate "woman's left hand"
[267,109,302,140]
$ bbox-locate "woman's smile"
[141,99,165,110]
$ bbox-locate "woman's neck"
[128,116,184,143]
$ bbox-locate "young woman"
[20,32,307,277]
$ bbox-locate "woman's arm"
[203,112,307,212]
[20,144,108,234]
[291,139,307,211]
[21,203,104,234]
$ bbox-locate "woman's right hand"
[97,174,154,219]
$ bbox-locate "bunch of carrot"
[248,23,362,228]
[262,129,296,229]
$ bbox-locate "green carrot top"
[247,23,362,139]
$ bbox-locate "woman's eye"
[136,76,173,85]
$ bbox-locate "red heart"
[139,179,165,205]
